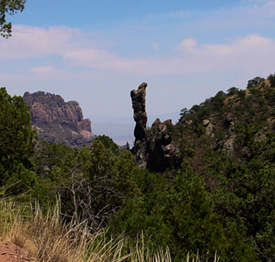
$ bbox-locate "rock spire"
[130,82,148,144]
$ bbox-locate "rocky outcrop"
[130,83,181,172]
[146,119,180,172]
[24,91,95,148]
[130,82,147,144]
[202,119,214,137]
[132,118,181,172]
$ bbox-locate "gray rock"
[205,123,214,136]
[203,119,210,126]
[222,138,235,155]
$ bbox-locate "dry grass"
[0,200,79,261]
[0,198,172,262]
[0,195,219,262]
[186,251,220,262]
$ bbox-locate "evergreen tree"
[0,87,37,193]
[0,0,26,38]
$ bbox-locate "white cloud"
[1,24,275,79]
[169,10,190,18]
[1,0,275,122]
[30,66,54,73]
[172,34,275,74]
[178,38,198,53]
[0,25,84,60]
[64,48,117,68]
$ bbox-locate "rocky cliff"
[24,91,95,148]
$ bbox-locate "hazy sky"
[1,0,275,123]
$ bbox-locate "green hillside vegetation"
[2,74,275,261]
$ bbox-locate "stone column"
[130,82,147,144]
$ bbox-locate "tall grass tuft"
[0,197,172,262]
[0,194,219,262]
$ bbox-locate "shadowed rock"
[130,82,147,144]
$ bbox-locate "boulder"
[205,123,214,136]
[203,119,210,126]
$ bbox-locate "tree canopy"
[0,0,26,38]
[0,87,37,192]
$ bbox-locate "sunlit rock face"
[24,91,95,148]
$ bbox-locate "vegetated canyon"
[2,73,275,261]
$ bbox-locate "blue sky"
[1,0,275,128]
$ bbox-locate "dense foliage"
[3,75,275,261]
[0,0,26,38]
[0,87,37,194]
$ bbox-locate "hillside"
[123,74,275,261]
[3,74,275,261]
[131,75,275,173]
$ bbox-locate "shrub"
[247,76,265,89]
[227,87,239,95]
[268,73,275,88]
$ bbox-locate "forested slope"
[2,74,275,261]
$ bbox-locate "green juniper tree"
[0,87,37,194]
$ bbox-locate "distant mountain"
[24,91,95,148]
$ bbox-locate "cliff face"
[24,91,95,148]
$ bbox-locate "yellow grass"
[0,191,218,262]
[0,197,172,262]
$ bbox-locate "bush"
[227,87,239,95]
[247,76,265,89]
[268,73,275,88]
[237,89,246,101]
